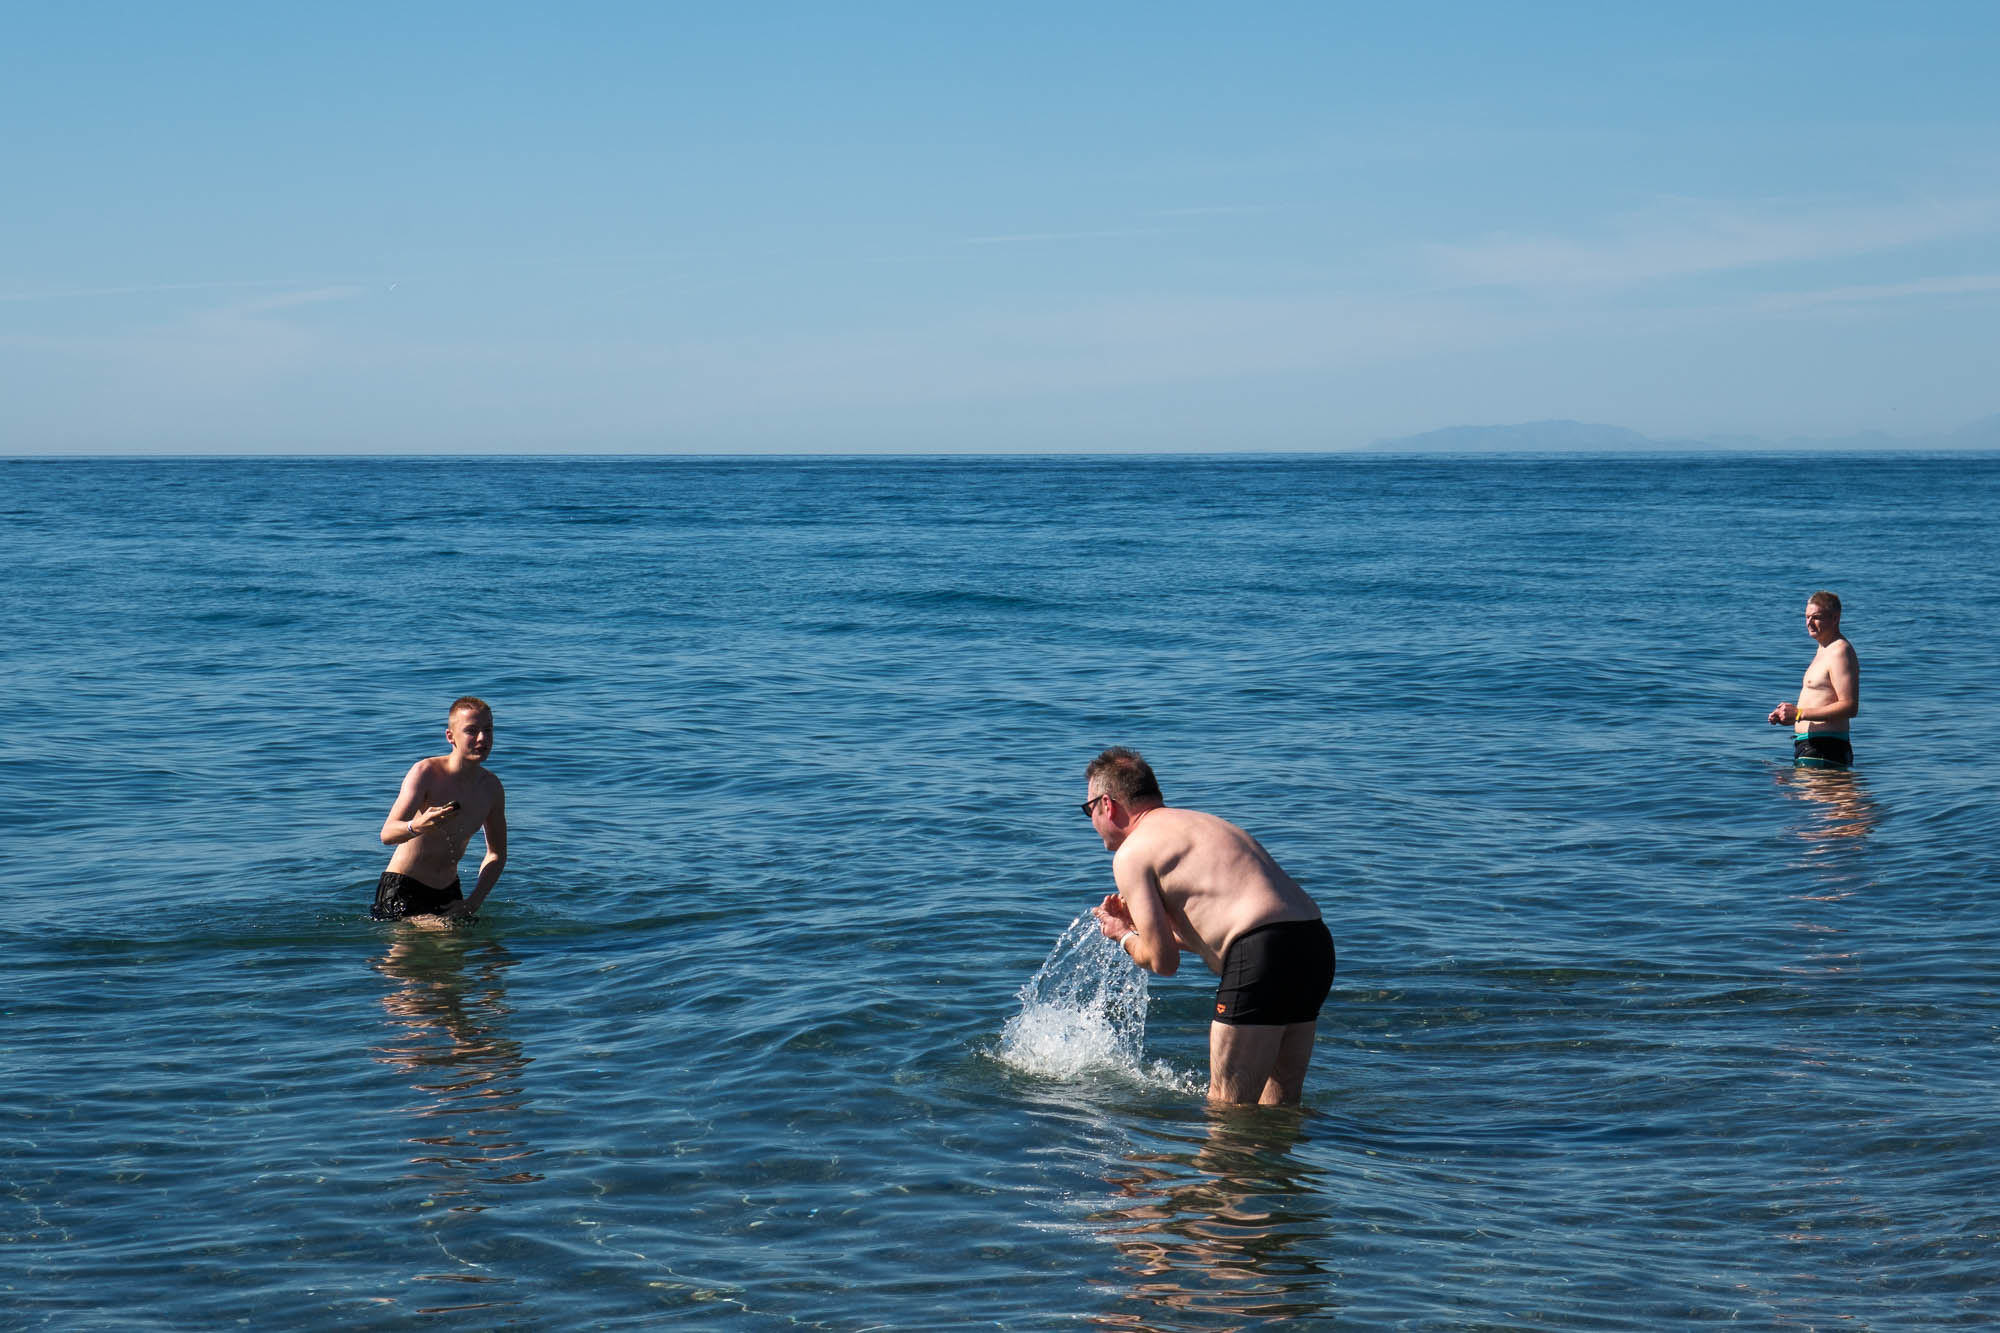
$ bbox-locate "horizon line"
[8,445,2000,462]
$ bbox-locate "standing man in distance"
[1084,747,1335,1106]
[1767,591,1860,768]
[374,696,508,921]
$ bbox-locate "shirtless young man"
[373,697,508,921]
[1084,747,1335,1105]
[1766,591,1860,769]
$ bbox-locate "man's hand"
[1767,702,1797,726]
[409,803,458,834]
[1092,893,1135,941]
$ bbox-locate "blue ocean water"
[3,452,1998,1331]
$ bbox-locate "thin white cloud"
[0,278,310,304]
[959,228,1165,246]
[1751,273,2000,312]
[588,291,1545,410]
[219,286,364,316]
[1151,205,1269,218]
[0,285,368,409]
[1432,197,2000,289]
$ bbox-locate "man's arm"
[381,763,432,845]
[447,786,507,918]
[1803,643,1860,723]
[1091,849,1179,976]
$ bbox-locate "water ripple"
[5,454,2000,1329]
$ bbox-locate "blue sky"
[4,3,1995,453]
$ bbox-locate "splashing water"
[998,914,1157,1082]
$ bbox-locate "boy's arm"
[381,761,457,845]
[448,786,507,917]
[380,763,426,845]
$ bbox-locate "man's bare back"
[1104,806,1320,973]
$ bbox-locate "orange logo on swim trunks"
[1216,1003,1227,1014]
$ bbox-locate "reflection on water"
[1773,765,1878,844]
[1088,1109,1334,1330]
[370,934,537,1315]
[1772,766,1878,983]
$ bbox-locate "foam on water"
[999,914,1190,1089]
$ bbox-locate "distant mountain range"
[1371,414,2000,453]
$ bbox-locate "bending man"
[1084,747,1335,1105]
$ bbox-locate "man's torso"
[1121,807,1320,974]
[387,757,499,889]
[1797,636,1856,736]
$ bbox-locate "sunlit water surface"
[4,453,1998,1330]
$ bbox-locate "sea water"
[4,452,1999,1330]
[998,914,1192,1091]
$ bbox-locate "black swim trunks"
[1213,919,1336,1026]
[371,871,464,920]
[1794,733,1853,769]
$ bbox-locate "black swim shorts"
[1794,734,1854,769]
[1213,919,1336,1026]
[371,871,464,920]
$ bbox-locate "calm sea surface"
[4,453,1998,1331]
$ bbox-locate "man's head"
[1086,746,1162,805]
[1805,591,1842,643]
[1084,747,1163,849]
[447,697,494,763]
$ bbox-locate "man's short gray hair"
[1086,747,1163,804]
